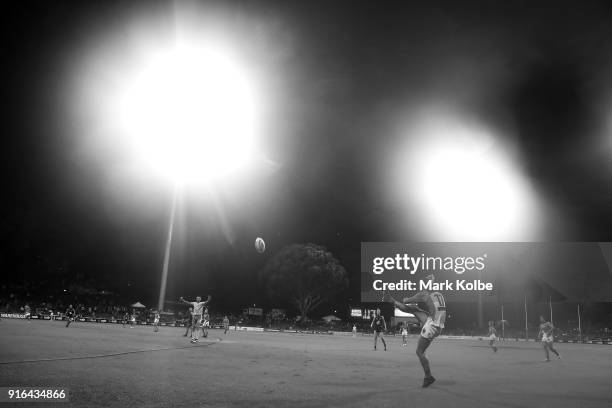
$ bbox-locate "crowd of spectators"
[0,282,126,319]
[2,283,610,341]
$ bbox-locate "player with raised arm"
[387,274,446,388]
[179,295,211,343]
[401,324,408,347]
[371,308,387,351]
[538,315,561,362]
[488,321,498,353]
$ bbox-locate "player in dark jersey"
[183,307,193,337]
[487,321,498,353]
[387,274,446,388]
[538,315,561,361]
[65,305,76,328]
[371,309,387,351]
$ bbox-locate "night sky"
[3,0,612,312]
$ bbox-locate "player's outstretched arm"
[389,296,414,314]
[179,297,192,305]
[203,295,212,305]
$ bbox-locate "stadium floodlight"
[112,42,260,185]
[388,106,543,241]
[106,41,263,311]
[73,29,265,311]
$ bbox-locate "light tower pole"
[157,186,179,312]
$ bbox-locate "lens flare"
[388,106,543,241]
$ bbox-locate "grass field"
[1,319,611,408]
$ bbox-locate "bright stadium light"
[112,42,260,185]
[417,138,522,239]
[388,106,543,241]
[108,41,263,311]
[70,17,269,312]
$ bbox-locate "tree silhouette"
[259,243,348,323]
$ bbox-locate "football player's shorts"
[192,315,202,326]
[489,334,497,341]
[420,318,442,340]
[542,334,553,343]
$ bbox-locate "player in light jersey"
[388,274,446,388]
[153,311,160,332]
[24,304,31,321]
[401,324,408,347]
[371,309,387,351]
[223,316,230,334]
[487,321,498,353]
[538,315,561,361]
[180,295,211,343]
[201,308,210,338]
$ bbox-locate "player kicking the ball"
[538,315,561,362]
[387,274,446,388]
[179,295,211,343]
